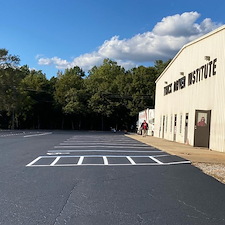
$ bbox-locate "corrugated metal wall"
[155,26,225,152]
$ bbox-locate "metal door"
[194,110,211,148]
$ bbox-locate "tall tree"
[0,48,172,130]
[0,49,23,128]
[119,66,157,117]
[0,48,20,68]
[86,59,125,130]
[54,66,86,129]
[20,68,52,128]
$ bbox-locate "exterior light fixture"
[180,72,184,76]
[164,81,168,84]
[204,56,210,61]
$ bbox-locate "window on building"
[166,116,168,133]
[180,114,182,133]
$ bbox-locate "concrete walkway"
[126,133,225,165]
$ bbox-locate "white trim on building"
[154,25,225,152]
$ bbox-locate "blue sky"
[1,0,225,79]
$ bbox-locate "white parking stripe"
[61,142,151,146]
[103,156,108,165]
[24,132,52,138]
[26,156,42,167]
[64,140,138,143]
[55,145,153,149]
[48,150,162,154]
[126,156,136,165]
[149,156,163,164]
[32,154,168,158]
[77,156,84,165]
[47,152,70,155]
[50,157,60,166]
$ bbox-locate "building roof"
[155,24,225,83]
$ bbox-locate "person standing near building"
[141,120,148,137]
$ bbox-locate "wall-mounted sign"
[164,58,217,96]
[188,58,217,86]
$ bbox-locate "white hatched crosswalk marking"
[26,134,191,167]
[26,155,191,167]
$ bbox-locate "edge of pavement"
[125,133,225,184]
[125,133,225,164]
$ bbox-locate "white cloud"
[37,57,69,69]
[38,57,52,66]
[70,52,103,71]
[153,12,220,37]
[153,11,200,36]
[38,12,222,72]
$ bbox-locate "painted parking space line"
[149,156,163,164]
[0,133,25,137]
[0,131,50,137]
[60,143,153,148]
[63,140,141,143]
[47,150,163,154]
[103,156,109,165]
[50,156,61,166]
[36,154,169,158]
[55,145,154,149]
[126,156,136,165]
[26,156,43,167]
[67,138,136,141]
[24,132,52,138]
[77,156,84,165]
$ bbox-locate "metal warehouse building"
[154,25,225,152]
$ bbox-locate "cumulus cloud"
[153,12,220,37]
[37,57,69,69]
[38,12,222,72]
[70,52,103,71]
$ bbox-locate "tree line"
[0,48,170,131]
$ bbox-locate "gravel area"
[193,163,225,184]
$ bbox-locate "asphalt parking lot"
[1,130,225,225]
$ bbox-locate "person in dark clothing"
[141,120,148,137]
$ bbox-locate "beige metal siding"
[155,26,225,152]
